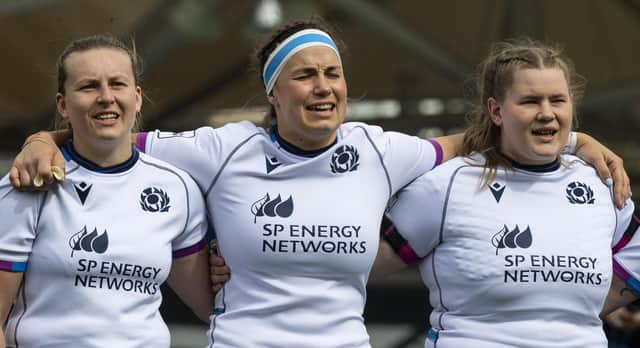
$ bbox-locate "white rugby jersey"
[0,142,207,348]
[139,121,442,347]
[387,154,637,348]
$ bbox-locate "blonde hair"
[462,39,586,186]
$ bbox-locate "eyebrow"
[518,92,569,100]
[290,65,342,74]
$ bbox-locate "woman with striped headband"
[8,20,631,347]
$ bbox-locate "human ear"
[135,86,142,113]
[487,97,502,126]
[267,90,279,108]
[55,93,68,120]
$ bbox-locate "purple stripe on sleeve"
[612,234,632,255]
[135,132,148,153]
[397,244,421,265]
[427,139,444,168]
[0,260,26,272]
[613,259,630,281]
[173,239,206,259]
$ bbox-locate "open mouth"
[306,103,335,112]
[531,128,557,136]
[93,112,119,120]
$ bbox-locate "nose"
[97,85,115,104]
[313,76,332,96]
[536,101,554,121]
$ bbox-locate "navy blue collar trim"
[269,125,336,158]
[500,152,560,173]
[62,141,139,173]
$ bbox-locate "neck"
[271,125,337,157]
[499,152,561,172]
[274,125,337,152]
[71,136,133,167]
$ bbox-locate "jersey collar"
[269,125,337,158]
[61,141,139,174]
[500,152,561,173]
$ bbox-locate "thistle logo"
[251,193,294,223]
[69,226,109,257]
[491,225,532,255]
[140,187,171,212]
[330,145,360,174]
[566,181,595,204]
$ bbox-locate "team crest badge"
[140,187,171,212]
[566,181,595,204]
[330,145,360,174]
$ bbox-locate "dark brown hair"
[253,18,345,128]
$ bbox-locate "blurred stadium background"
[1,0,638,347]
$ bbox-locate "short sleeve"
[382,132,442,195]
[137,127,222,192]
[386,170,446,257]
[171,174,208,259]
[0,175,42,272]
[612,201,640,292]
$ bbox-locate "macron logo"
[265,156,282,174]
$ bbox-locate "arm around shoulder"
[0,271,23,348]
[168,248,213,323]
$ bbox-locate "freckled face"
[269,46,347,150]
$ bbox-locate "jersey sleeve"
[137,127,222,192]
[382,131,443,194]
[0,175,42,272]
[611,201,640,292]
[385,169,447,258]
[381,216,422,265]
[171,174,208,259]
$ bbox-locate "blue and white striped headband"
[262,29,342,95]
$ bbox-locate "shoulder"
[0,173,43,204]
[137,153,199,189]
[430,155,478,177]
[215,120,265,138]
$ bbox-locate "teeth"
[94,113,118,120]
[307,104,333,111]
[533,129,555,135]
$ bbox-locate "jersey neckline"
[500,152,561,173]
[61,141,139,174]
[269,125,337,158]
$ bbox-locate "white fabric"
[0,151,207,348]
[387,154,636,348]
[144,121,440,348]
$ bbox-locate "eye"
[79,83,97,91]
[111,80,128,88]
[326,72,341,79]
[294,74,312,80]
